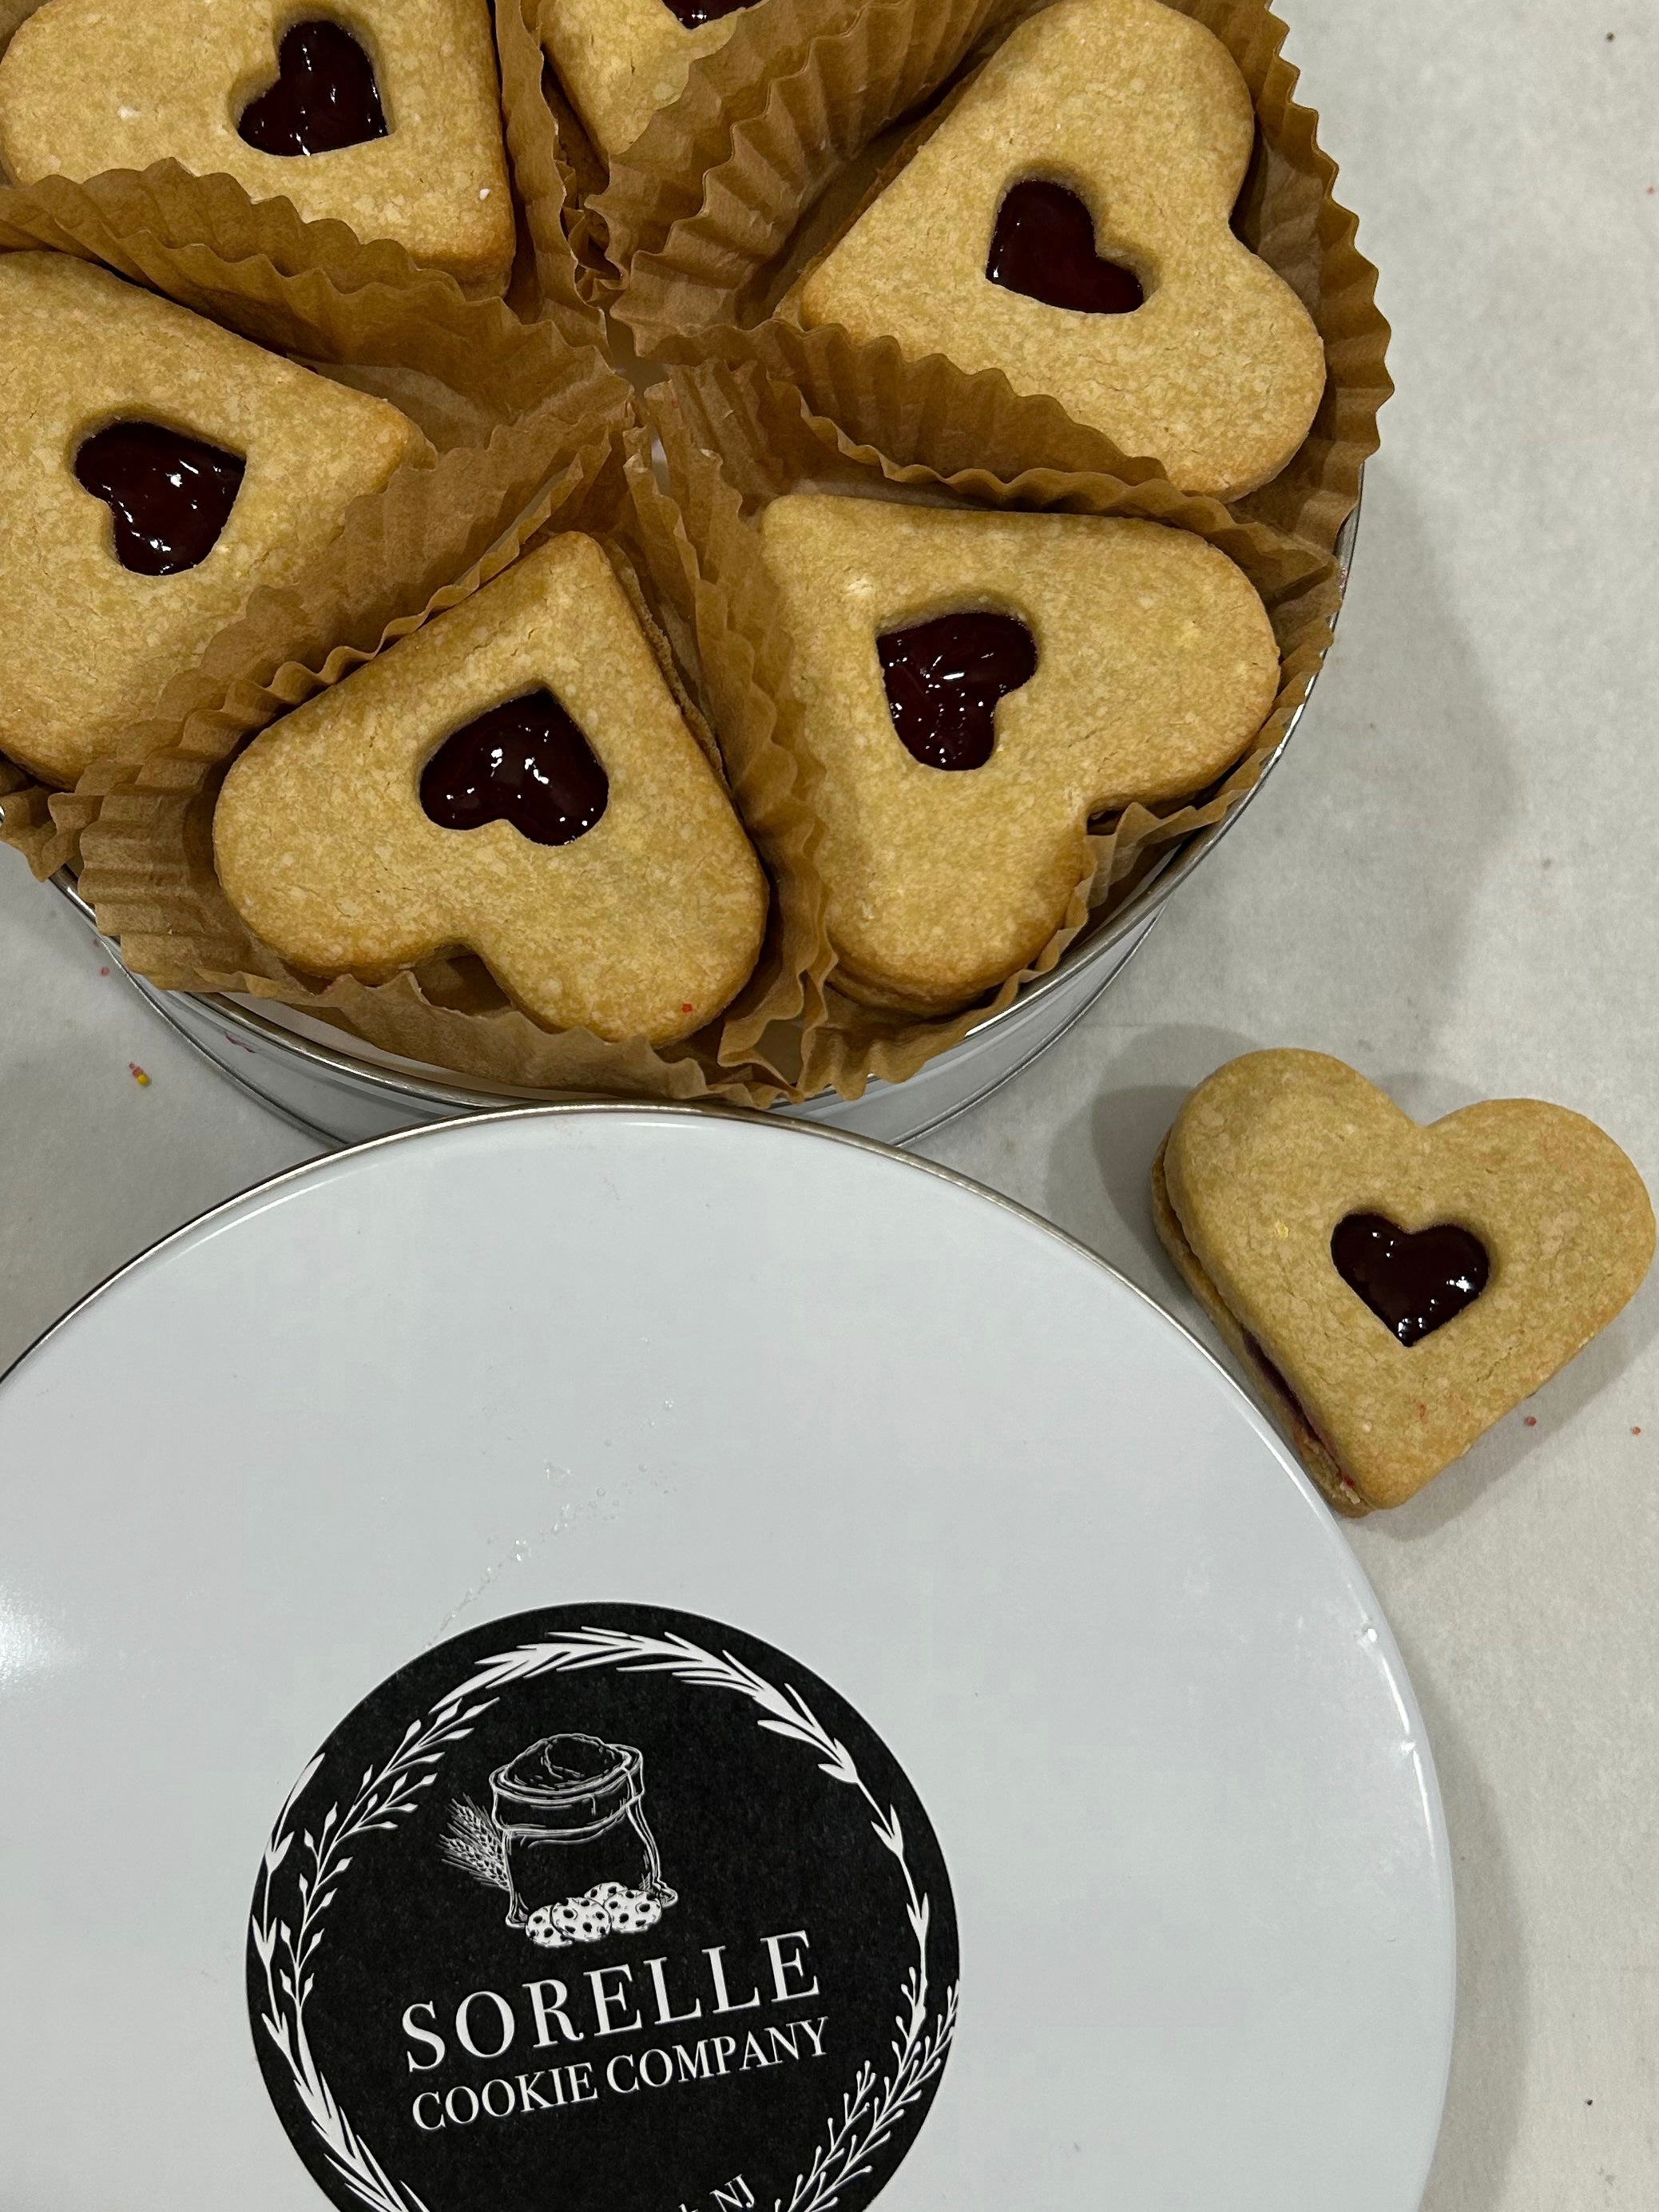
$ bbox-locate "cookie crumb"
[128,1062,151,1086]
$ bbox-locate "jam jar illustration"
[490,1733,675,1930]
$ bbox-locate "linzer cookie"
[756,493,1279,1014]
[0,0,514,292]
[213,534,769,1046]
[1153,1051,1655,1515]
[542,0,770,161]
[0,250,428,788]
[796,0,1328,499]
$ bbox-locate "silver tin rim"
[46,487,1360,1120]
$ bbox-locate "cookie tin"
[0,1105,1451,2211]
[52,501,1359,1146]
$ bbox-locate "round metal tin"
[0,1103,1452,2211]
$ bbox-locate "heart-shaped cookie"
[542,0,764,161]
[1152,1051,1655,1514]
[797,0,1328,499]
[0,0,513,293]
[757,494,1279,1014]
[0,252,427,788]
[213,533,768,1046]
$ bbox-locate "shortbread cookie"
[1153,1051,1655,1515]
[0,0,514,292]
[215,534,769,1045]
[0,252,427,788]
[798,0,1328,500]
[757,494,1278,1013]
[542,0,763,162]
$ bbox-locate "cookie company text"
[402,1929,822,2081]
[410,2020,830,2132]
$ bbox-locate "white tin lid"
[0,1108,1452,2211]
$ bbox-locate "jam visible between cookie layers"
[73,422,246,577]
[238,19,389,157]
[986,181,1146,316]
[1332,1213,1491,1348]
[421,690,610,847]
[878,611,1038,772]
[661,0,762,26]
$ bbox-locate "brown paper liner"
[0,166,627,876]
[70,422,825,1108]
[585,0,1028,291]
[647,356,1341,1102]
[494,0,608,328]
[613,0,1390,558]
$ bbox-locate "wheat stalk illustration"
[439,1796,510,1892]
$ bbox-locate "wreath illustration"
[251,1629,958,2212]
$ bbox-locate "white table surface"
[2,5,1656,2206]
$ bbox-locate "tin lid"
[0,1107,1452,2212]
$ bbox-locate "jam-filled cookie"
[798,0,1327,499]
[542,0,765,162]
[214,534,769,1045]
[0,251,428,788]
[1153,1051,1655,1515]
[757,493,1278,1014]
[0,0,514,292]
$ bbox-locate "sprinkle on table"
[129,1062,151,1087]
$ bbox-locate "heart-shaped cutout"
[1153,1050,1655,1513]
[238,18,388,157]
[986,180,1145,317]
[661,0,760,26]
[421,690,609,848]
[878,610,1038,772]
[73,420,245,577]
[1331,1213,1490,1348]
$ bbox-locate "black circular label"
[248,1605,958,2212]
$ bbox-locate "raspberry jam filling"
[421,691,610,847]
[878,610,1038,770]
[1331,1213,1490,1346]
[74,420,245,576]
[986,180,1145,316]
[238,19,389,157]
[661,0,762,25]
